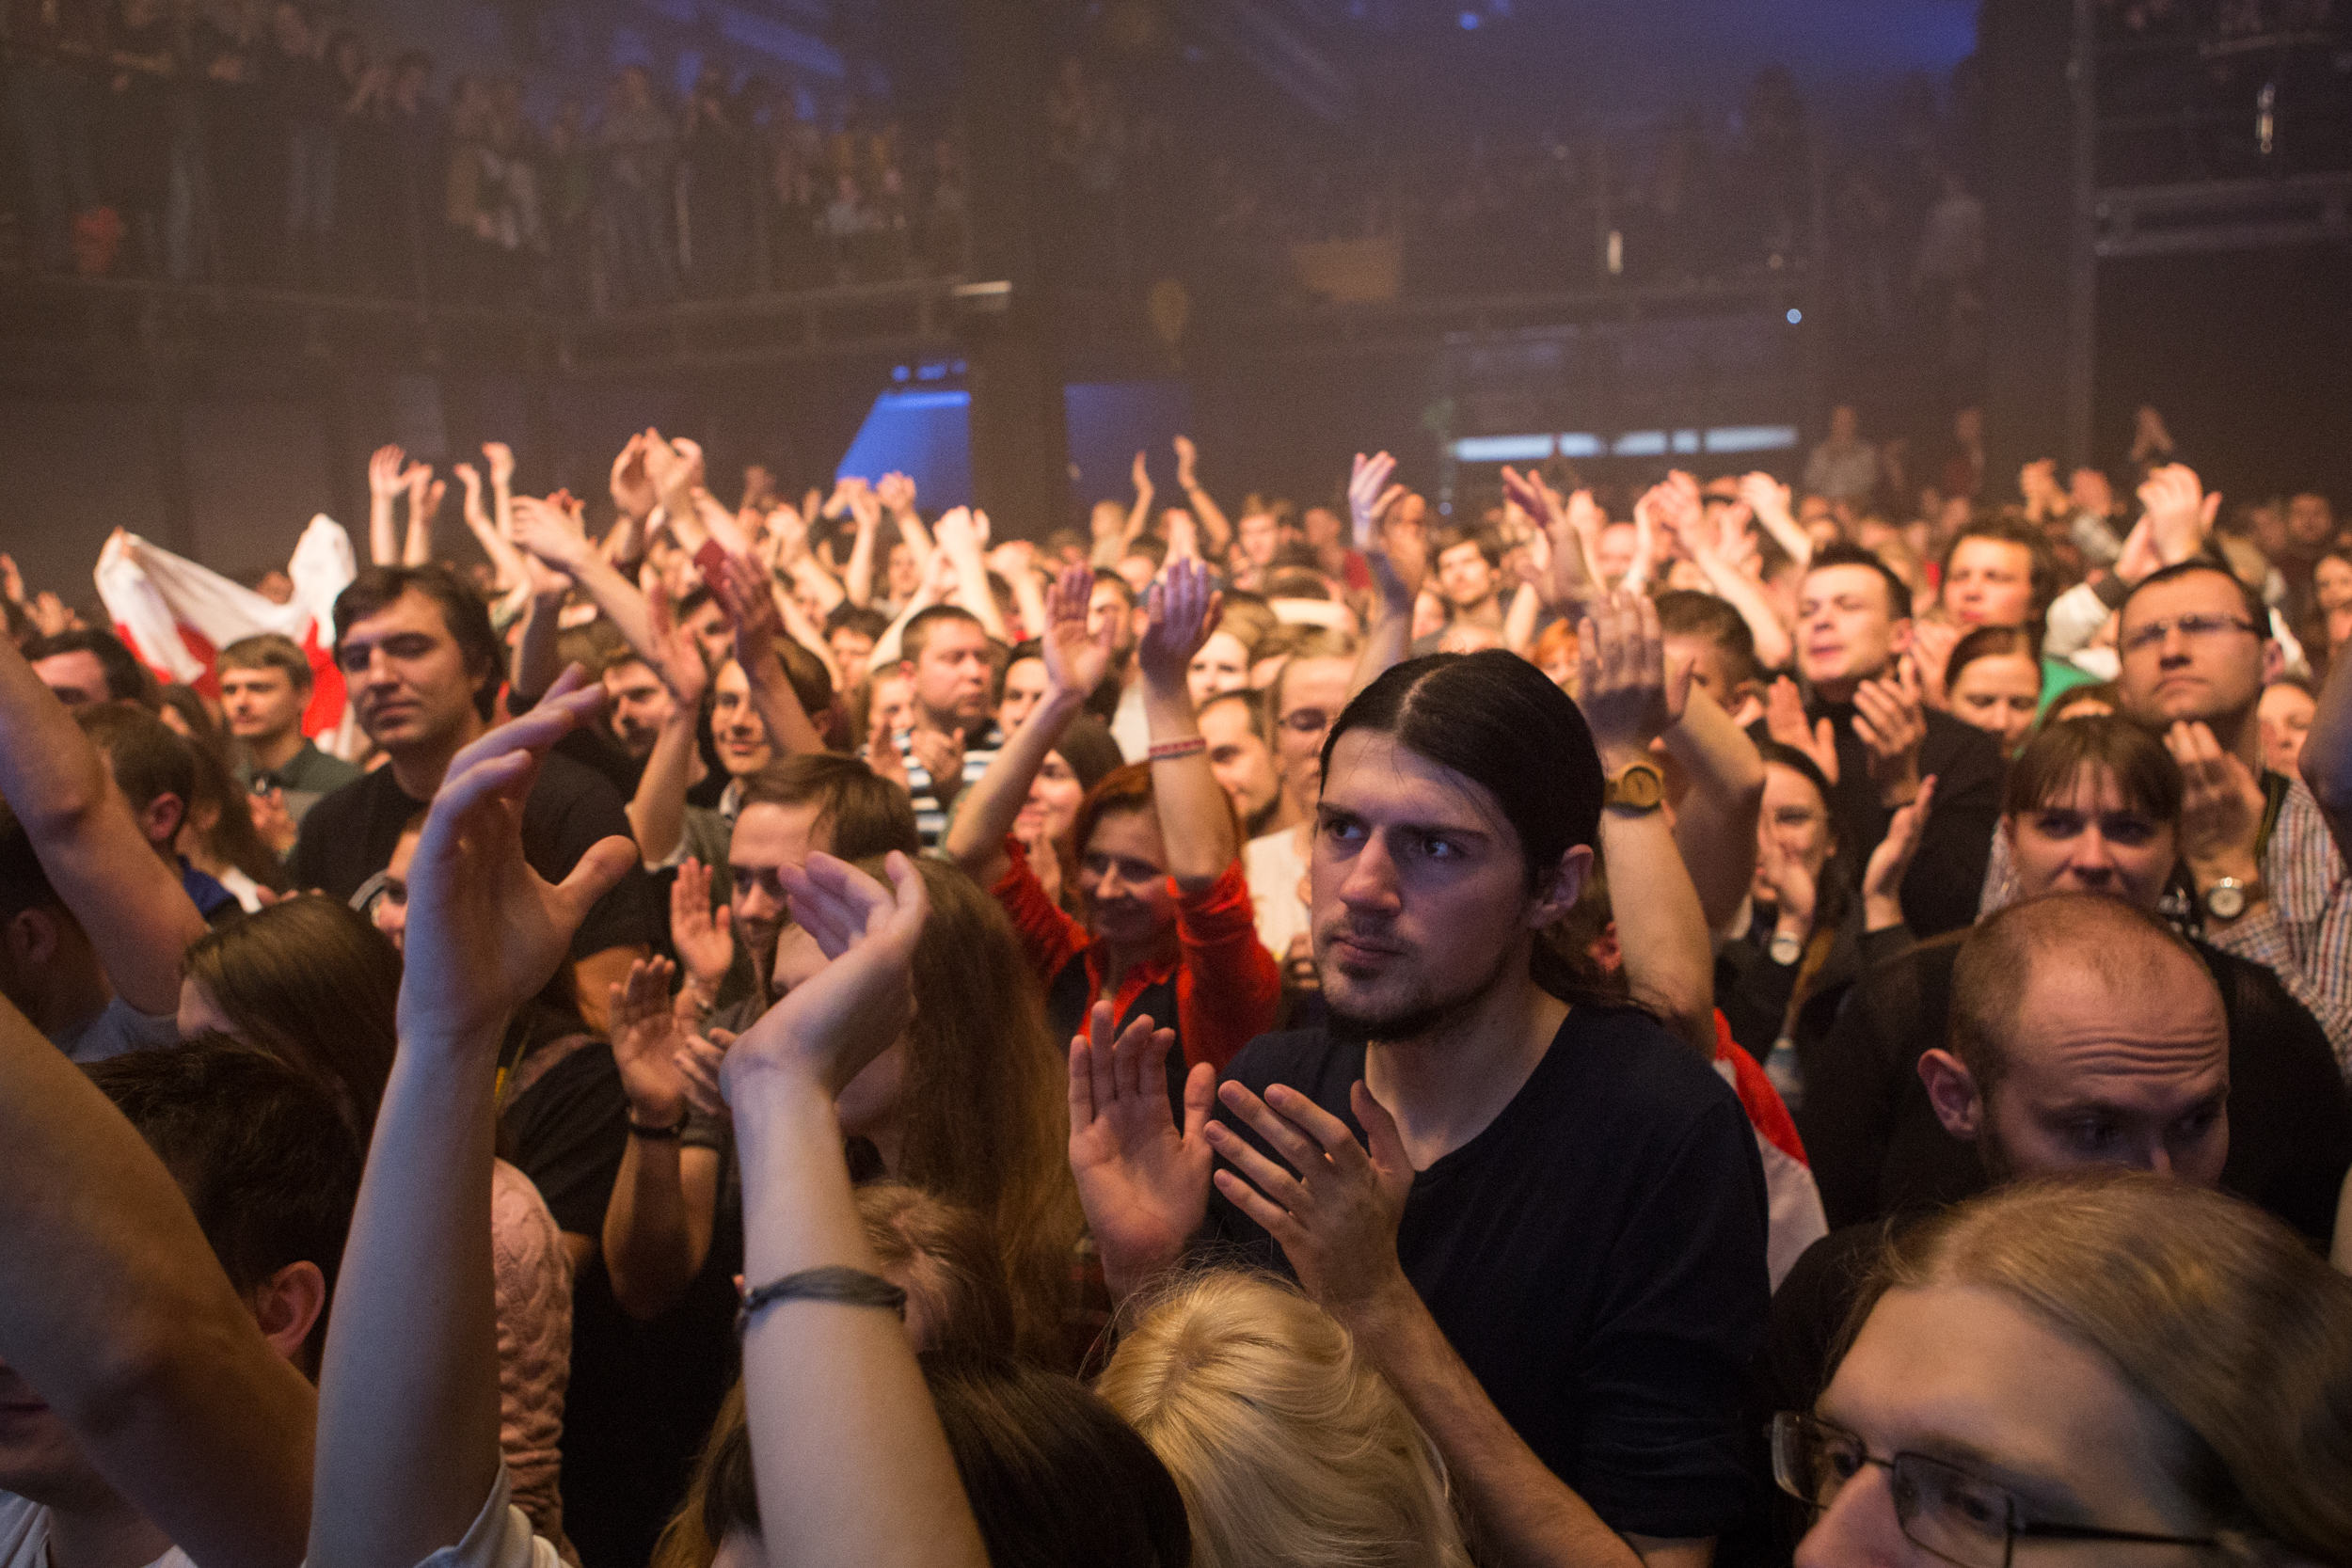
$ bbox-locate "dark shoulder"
[1525,1002,1758,1151]
[2193,939,2342,1076]
[1919,710,2005,775]
[305,762,401,826]
[523,749,633,831]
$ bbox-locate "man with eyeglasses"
[1243,636,1359,961]
[291,565,661,1033]
[1979,546,2352,1074]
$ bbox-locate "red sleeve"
[990,835,1088,988]
[1171,859,1282,1073]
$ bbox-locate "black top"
[1203,1006,1771,1542]
[500,1039,628,1238]
[1797,929,2352,1243]
[1747,705,2005,938]
[291,752,663,960]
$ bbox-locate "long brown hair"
[859,855,1084,1367]
[1840,1171,2352,1563]
[182,895,400,1139]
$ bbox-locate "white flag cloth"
[93,517,359,754]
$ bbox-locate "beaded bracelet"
[737,1265,909,1334]
[1147,735,1208,762]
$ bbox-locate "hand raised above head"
[721,851,929,1104]
[1138,558,1223,689]
[397,667,638,1047]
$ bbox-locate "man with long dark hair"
[1073,633,1770,1568]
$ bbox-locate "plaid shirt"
[1981,776,2352,1077]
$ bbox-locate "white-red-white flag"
[94,517,358,753]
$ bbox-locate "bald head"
[1928,895,2229,1186]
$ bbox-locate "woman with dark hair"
[1942,624,2041,758]
[947,562,1278,1106]
[1715,742,1925,1085]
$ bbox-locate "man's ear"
[1918,1049,1985,1141]
[139,791,186,850]
[1888,615,1915,658]
[3,906,62,971]
[1529,843,1594,930]
[2261,637,2285,685]
[249,1259,328,1366]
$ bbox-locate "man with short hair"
[895,605,1001,847]
[1756,542,2005,934]
[0,631,203,1061]
[1243,636,1358,960]
[1933,516,2097,711]
[1200,689,1285,839]
[1425,529,1505,642]
[293,565,661,1032]
[73,704,238,925]
[25,629,151,709]
[1078,649,1769,1567]
[1655,589,1761,726]
[0,1024,361,1568]
[217,633,358,835]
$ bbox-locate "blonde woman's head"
[1095,1271,1469,1568]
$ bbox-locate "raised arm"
[1578,592,1717,1056]
[506,496,583,705]
[1173,436,1231,559]
[841,484,882,610]
[601,956,723,1320]
[402,463,444,568]
[484,441,518,544]
[453,463,523,592]
[1348,451,1427,699]
[942,565,1113,886]
[0,632,204,1015]
[722,852,989,1568]
[310,673,635,1568]
[709,550,828,758]
[0,992,318,1568]
[624,585,712,865]
[515,493,661,661]
[876,471,933,565]
[932,507,1009,641]
[1138,559,1236,892]
[1662,680,1769,933]
[367,444,407,567]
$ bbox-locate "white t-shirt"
[0,1465,551,1568]
[1245,829,1311,960]
[0,1493,192,1568]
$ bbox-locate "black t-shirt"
[500,1037,628,1238]
[1798,930,2352,1243]
[1203,1006,1771,1542]
[290,752,663,961]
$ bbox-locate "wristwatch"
[1768,930,1805,966]
[1603,760,1666,814]
[2202,877,2263,922]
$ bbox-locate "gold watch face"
[1611,764,1664,810]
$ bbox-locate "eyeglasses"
[2119,612,2260,656]
[1770,1414,2217,1568]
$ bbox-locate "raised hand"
[609,956,690,1127]
[1908,618,1961,712]
[610,434,657,520]
[669,857,735,994]
[1172,434,1199,491]
[369,444,409,500]
[248,786,298,858]
[874,471,915,520]
[722,852,930,1102]
[1767,675,1840,785]
[1131,450,1152,499]
[2138,463,2221,568]
[865,721,911,790]
[1756,831,1818,934]
[1576,590,1679,768]
[644,580,710,706]
[1137,557,1223,689]
[1067,1003,1214,1300]
[675,1029,732,1119]
[453,461,483,500]
[1861,774,1936,930]
[1203,1077,1414,1318]
[0,553,22,608]
[510,493,592,572]
[708,549,784,668]
[1347,451,1403,556]
[397,669,639,1045]
[1041,563,1115,699]
[482,441,516,489]
[1740,470,1801,561]
[2166,721,2266,891]
[1853,656,1927,806]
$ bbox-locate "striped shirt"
[902,724,1002,847]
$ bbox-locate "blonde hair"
[1096,1271,1470,1568]
[1848,1170,2352,1564]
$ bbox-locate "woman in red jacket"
[947,562,1279,1109]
